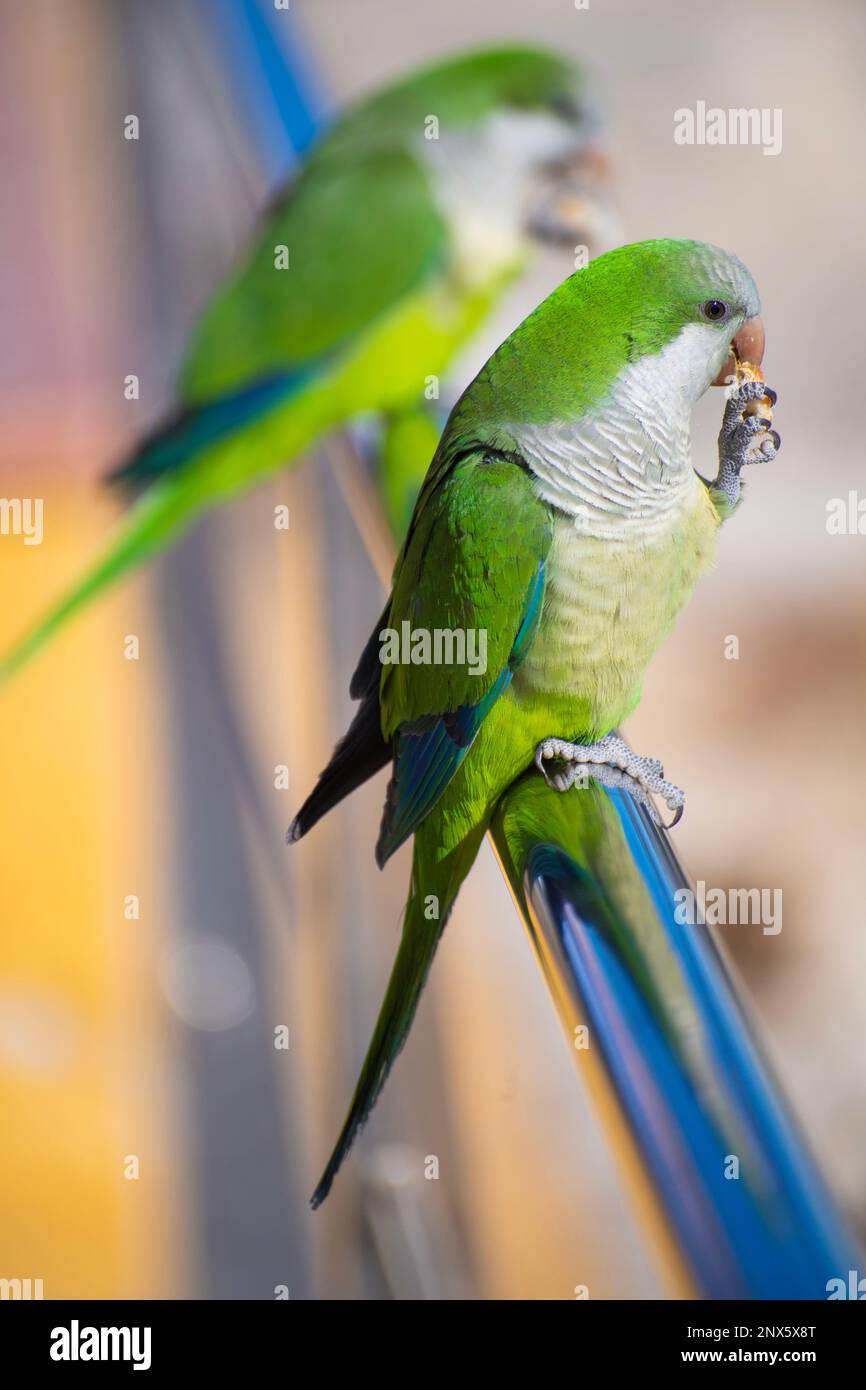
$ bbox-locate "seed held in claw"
[734,356,774,423]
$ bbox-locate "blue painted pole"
[492,776,862,1298]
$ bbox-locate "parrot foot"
[534,733,685,828]
[712,379,780,508]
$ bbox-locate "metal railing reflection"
[491,775,861,1297]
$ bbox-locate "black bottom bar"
[1,1296,862,1373]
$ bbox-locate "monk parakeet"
[1,44,611,680]
[290,238,780,1207]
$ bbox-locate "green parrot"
[290,237,780,1207]
[1,44,611,681]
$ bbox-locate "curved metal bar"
[491,775,861,1298]
[207,0,321,183]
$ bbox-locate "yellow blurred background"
[1,0,864,1299]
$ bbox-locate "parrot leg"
[378,405,444,541]
[534,732,685,827]
[710,379,780,511]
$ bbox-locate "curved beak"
[713,315,765,386]
[527,144,622,253]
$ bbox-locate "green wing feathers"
[381,450,552,734]
[0,149,448,683]
[306,452,551,1203]
[375,450,551,861]
[180,149,447,405]
[0,383,327,682]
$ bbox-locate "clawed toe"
[662,785,685,827]
[725,378,770,410]
[534,734,685,827]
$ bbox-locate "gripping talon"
[534,732,685,828]
[714,379,780,505]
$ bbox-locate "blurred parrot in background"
[1,44,614,681]
[289,238,780,1206]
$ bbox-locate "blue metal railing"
[492,776,861,1297]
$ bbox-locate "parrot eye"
[700,299,729,322]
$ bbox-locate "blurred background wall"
[0,0,864,1299]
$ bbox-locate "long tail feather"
[0,383,325,684]
[310,819,486,1208]
[0,478,201,682]
[288,695,390,843]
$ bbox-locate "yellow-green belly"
[435,480,720,854]
[515,485,720,735]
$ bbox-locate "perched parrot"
[290,238,780,1207]
[0,44,612,680]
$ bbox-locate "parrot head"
[588,239,766,399]
[454,45,617,253]
[633,238,765,395]
[340,44,618,260]
[523,140,616,253]
[451,238,765,434]
[573,238,765,407]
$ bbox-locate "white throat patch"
[422,110,578,284]
[513,322,728,539]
